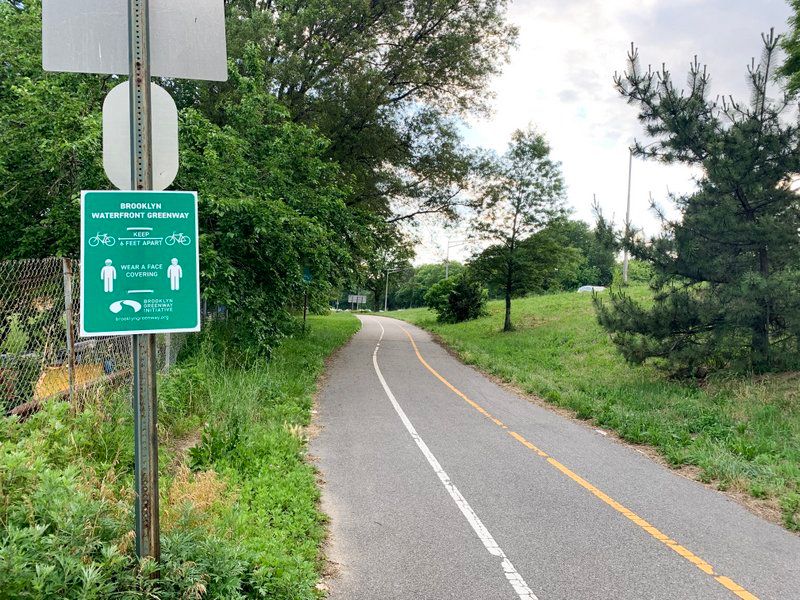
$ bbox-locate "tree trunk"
[752,246,771,371]
[503,243,515,332]
[503,288,512,332]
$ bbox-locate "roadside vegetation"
[392,291,800,532]
[0,313,359,598]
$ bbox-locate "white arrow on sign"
[42,0,227,82]
[103,81,179,191]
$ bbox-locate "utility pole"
[623,148,633,285]
[384,267,402,312]
[129,0,160,562]
[384,270,390,312]
[623,142,659,285]
[445,239,466,279]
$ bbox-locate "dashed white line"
[370,318,539,600]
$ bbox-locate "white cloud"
[414,0,793,265]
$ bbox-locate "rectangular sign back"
[42,0,227,81]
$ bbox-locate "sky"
[413,0,794,265]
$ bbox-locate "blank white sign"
[42,0,227,81]
[103,81,179,191]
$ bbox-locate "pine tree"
[588,200,619,286]
[596,31,800,375]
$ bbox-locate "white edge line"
[369,317,539,600]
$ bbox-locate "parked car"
[577,285,606,293]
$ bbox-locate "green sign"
[302,267,313,284]
[80,190,200,337]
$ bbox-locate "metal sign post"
[128,0,159,562]
[43,0,227,569]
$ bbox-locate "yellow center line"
[399,325,759,600]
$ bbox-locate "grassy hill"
[392,288,800,532]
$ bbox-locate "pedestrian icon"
[101,259,116,292]
[167,258,183,291]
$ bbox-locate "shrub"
[424,277,456,314]
[428,275,487,323]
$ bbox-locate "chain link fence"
[0,257,187,415]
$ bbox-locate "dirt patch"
[167,430,202,472]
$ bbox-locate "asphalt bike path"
[312,316,800,599]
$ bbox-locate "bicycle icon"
[165,232,191,246]
[88,232,117,247]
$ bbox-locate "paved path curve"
[311,316,799,599]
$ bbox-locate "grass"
[391,289,800,532]
[0,312,360,598]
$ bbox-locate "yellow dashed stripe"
[399,326,759,600]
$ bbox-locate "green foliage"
[1,314,29,354]
[599,33,800,374]
[0,400,253,599]
[426,275,487,323]
[424,278,458,318]
[0,313,360,598]
[0,1,108,258]
[186,0,517,223]
[612,259,653,286]
[175,48,366,348]
[779,1,800,95]
[392,288,800,533]
[394,262,464,309]
[471,128,566,330]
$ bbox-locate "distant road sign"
[42,0,227,81]
[80,190,200,337]
[103,81,178,191]
[348,295,367,304]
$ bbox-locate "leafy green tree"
[175,0,517,224]
[176,46,366,347]
[0,1,368,347]
[540,209,619,290]
[471,128,565,331]
[597,33,800,374]
[0,1,110,258]
[394,262,464,308]
[424,277,457,317]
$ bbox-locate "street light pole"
[445,239,466,279]
[623,148,633,285]
[384,267,402,312]
[384,269,390,312]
